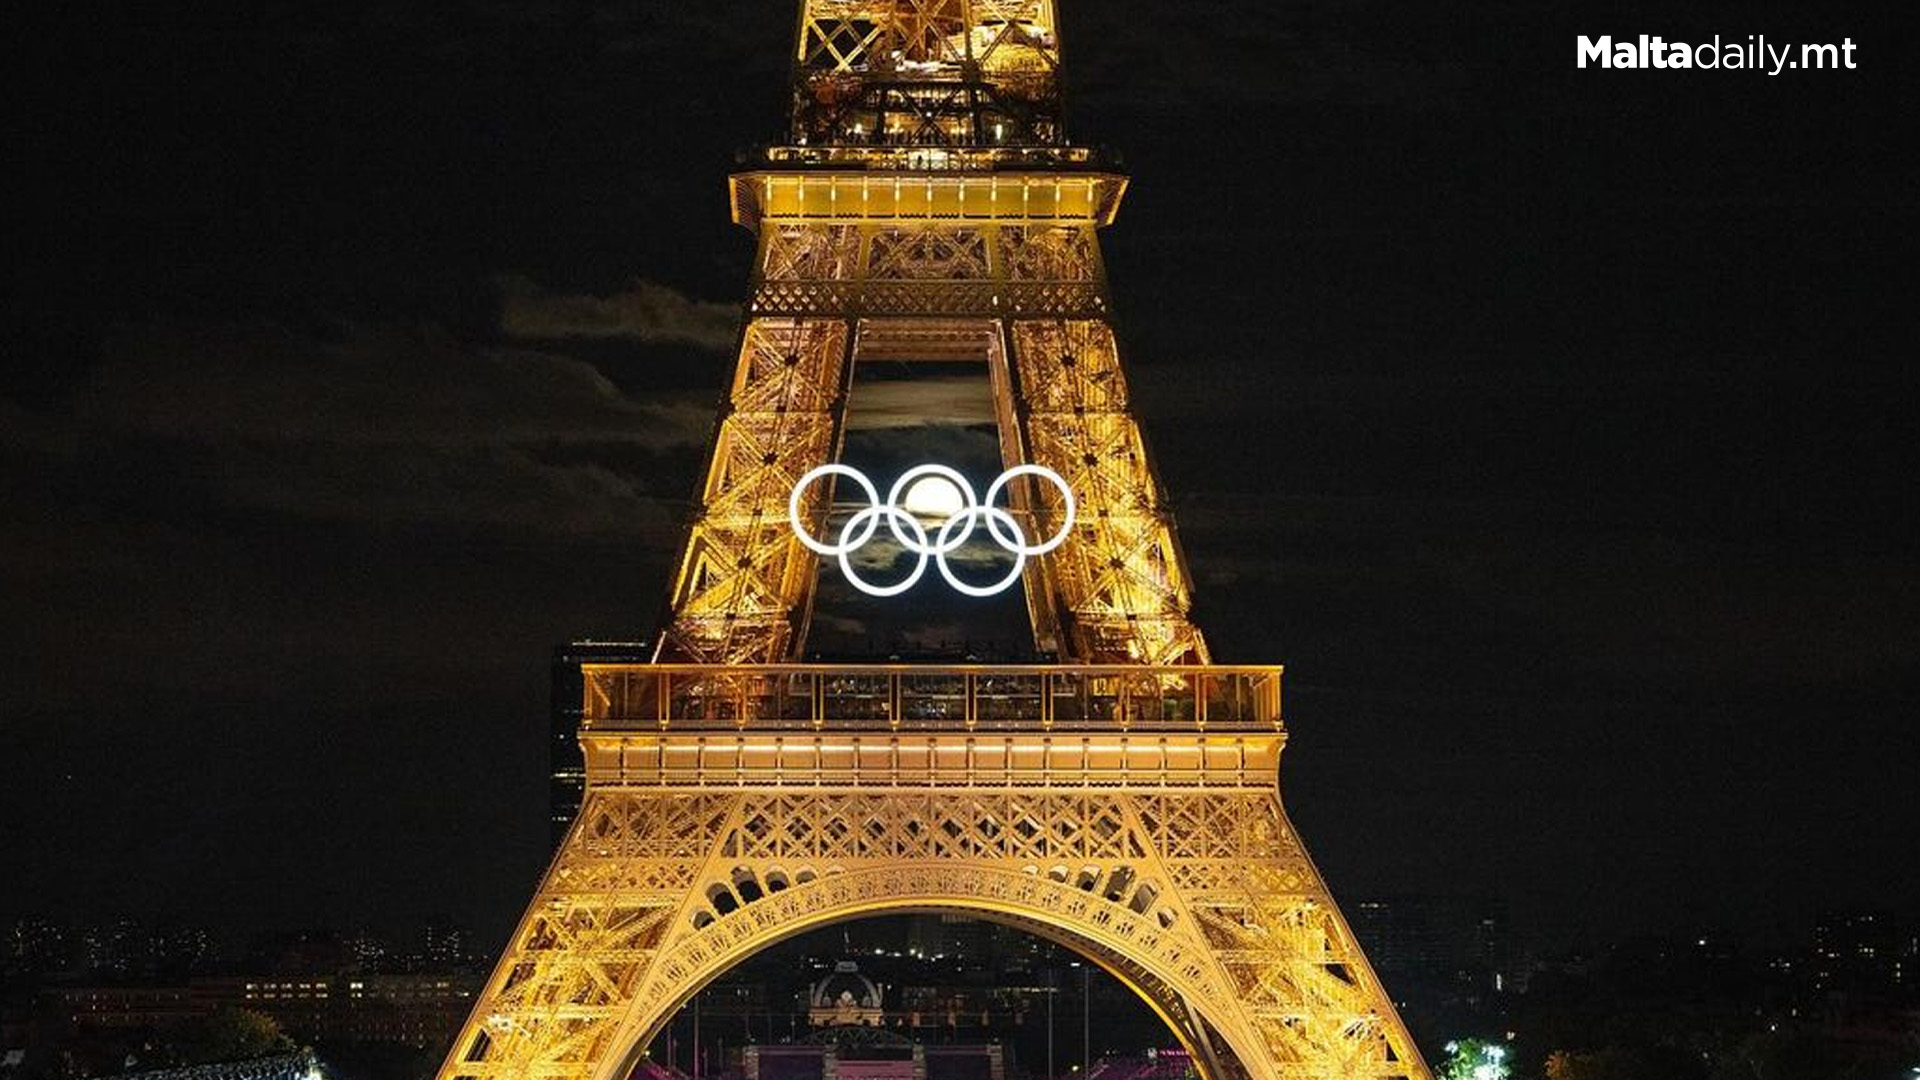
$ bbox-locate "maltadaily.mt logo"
[1578,35,1858,74]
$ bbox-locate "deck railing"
[583,664,1281,733]
[757,144,1104,171]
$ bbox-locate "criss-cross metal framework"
[791,0,1063,149]
[439,4,1431,1080]
[667,169,1198,666]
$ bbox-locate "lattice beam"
[657,318,850,664]
[1009,319,1208,664]
[440,772,1427,1080]
[792,0,1061,148]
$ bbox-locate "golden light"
[451,3,1427,1077]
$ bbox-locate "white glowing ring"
[789,463,1076,597]
[935,506,1028,597]
[885,464,978,554]
[984,464,1076,555]
[790,464,881,556]
[837,505,929,597]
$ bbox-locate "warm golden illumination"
[437,4,1431,1080]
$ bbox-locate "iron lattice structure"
[790,0,1064,150]
[440,4,1432,1080]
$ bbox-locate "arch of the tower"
[443,734,1425,1080]
[587,864,1259,1080]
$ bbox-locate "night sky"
[5,0,1915,955]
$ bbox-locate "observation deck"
[584,663,1281,733]
[579,664,1285,789]
[752,144,1111,172]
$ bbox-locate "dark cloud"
[497,274,741,351]
[1071,3,1468,114]
[1126,357,1920,696]
[0,317,702,730]
[4,320,710,536]
[847,375,1001,429]
[837,531,1016,576]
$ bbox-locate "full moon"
[902,474,966,518]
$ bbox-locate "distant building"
[809,962,886,1028]
[248,931,351,976]
[1083,1050,1198,1080]
[82,1050,324,1080]
[738,957,1020,1080]
[152,927,217,977]
[419,919,473,972]
[46,973,481,1050]
[5,918,70,976]
[904,916,1000,968]
[1346,896,1510,998]
[341,930,389,974]
[1812,911,1902,994]
[551,642,652,845]
[1903,921,1919,987]
[745,1026,1004,1080]
[47,986,201,1029]
[18,919,219,981]
[79,918,152,979]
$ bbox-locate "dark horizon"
[5,0,1916,964]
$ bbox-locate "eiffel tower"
[440,4,1432,1079]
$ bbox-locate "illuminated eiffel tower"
[440,4,1432,1079]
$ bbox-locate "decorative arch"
[586,862,1257,1080]
[443,787,1423,1080]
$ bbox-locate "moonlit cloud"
[6,320,711,537]
[86,321,714,448]
[497,274,741,351]
[848,376,1000,429]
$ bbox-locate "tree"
[1438,1040,1511,1080]
[1544,1051,1592,1080]
[178,1008,295,1065]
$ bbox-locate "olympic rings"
[936,505,1026,597]
[789,463,1076,597]
[984,465,1076,555]
[788,465,880,556]
[838,505,928,597]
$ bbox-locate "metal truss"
[439,713,1429,1080]
[699,199,1203,663]
[657,318,851,665]
[747,216,1113,320]
[792,0,1062,148]
[444,5,1435,1080]
[1006,319,1206,665]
